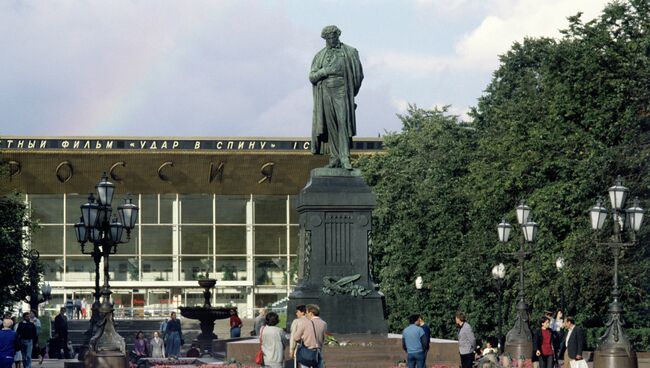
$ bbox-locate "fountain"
[179,278,232,353]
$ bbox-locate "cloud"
[370,0,610,75]
[454,0,610,70]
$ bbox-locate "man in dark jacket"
[16,312,38,368]
[53,308,70,359]
[417,316,431,366]
[559,316,586,365]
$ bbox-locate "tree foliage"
[358,0,650,349]
[0,162,42,311]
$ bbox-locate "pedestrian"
[253,308,267,336]
[292,304,327,368]
[455,312,476,368]
[260,311,288,368]
[64,300,73,320]
[15,313,37,368]
[74,298,81,320]
[149,331,165,358]
[0,319,17,368]
[164,312,182,358]
[289,305,307,359]
[185,344,200,357]
[534,316,558,368]
[551,310,564,333]
[559,316,586,368]
[159,317,168,339]
[229,309,242,338]
[11,317,21,368]
[402,314,427,368]
[53,308,70,359]
[133,331,148,358]
[27,313,39,361]
[417,316,430,366]
[80,299,87,320]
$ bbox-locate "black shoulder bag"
[296,320,320,367]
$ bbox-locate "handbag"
[296,321,320,367]
[255,326,265,365]
[570,360,588,368]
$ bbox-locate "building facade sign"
[0,138,382,151]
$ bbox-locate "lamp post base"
[594,348,638,368]
[503,341,532,364]
[83,350,128,368]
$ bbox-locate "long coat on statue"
[310,43,364,155]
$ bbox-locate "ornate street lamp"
[491,263,505,352]
[497,200,538,363]
[75,213,103,345]
[589,176,644,368]
[74,172,138,368]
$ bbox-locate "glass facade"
[26,193,298,317]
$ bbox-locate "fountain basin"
[179,307,232,341]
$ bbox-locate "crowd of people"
[0,301,588,368]
[248,304,328,368]
[400,309,587,368]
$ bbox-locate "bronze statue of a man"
[310,25,364,170]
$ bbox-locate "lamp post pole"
[491,264,505,353]
[497,201,539,363]
[76,220,103,345]
[74,173,139,368]
[589,176,644,368]
[555,257,565,314]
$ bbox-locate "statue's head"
[321,25,341,48]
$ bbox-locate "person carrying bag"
[296,321,320,367]
[291,304,327,368]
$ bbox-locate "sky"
[0,0,611,138]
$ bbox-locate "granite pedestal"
[287,168,387,334]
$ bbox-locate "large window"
[254,196,286,224]
[216,257,247,281]
[180,226,212,255]
[180,194,212,224]
[180,256,213,281]
[142,226,173,254]
[30,193,300,290]
[142,257,173,281]
[30,194,63,224]
[140,194,158,224]
[254,226,286,255]
[216,196,247,224]
[31,225,63,255]
[215,226,246,255]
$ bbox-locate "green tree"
[0,195,41,311]
[358,0,650,349]
[469,0,650,336]
[358,106,479,338]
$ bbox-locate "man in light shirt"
[292,304,327,368]
[253,308,267,336]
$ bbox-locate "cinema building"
[0,136,382,318]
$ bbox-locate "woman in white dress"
[150,331,165,358]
